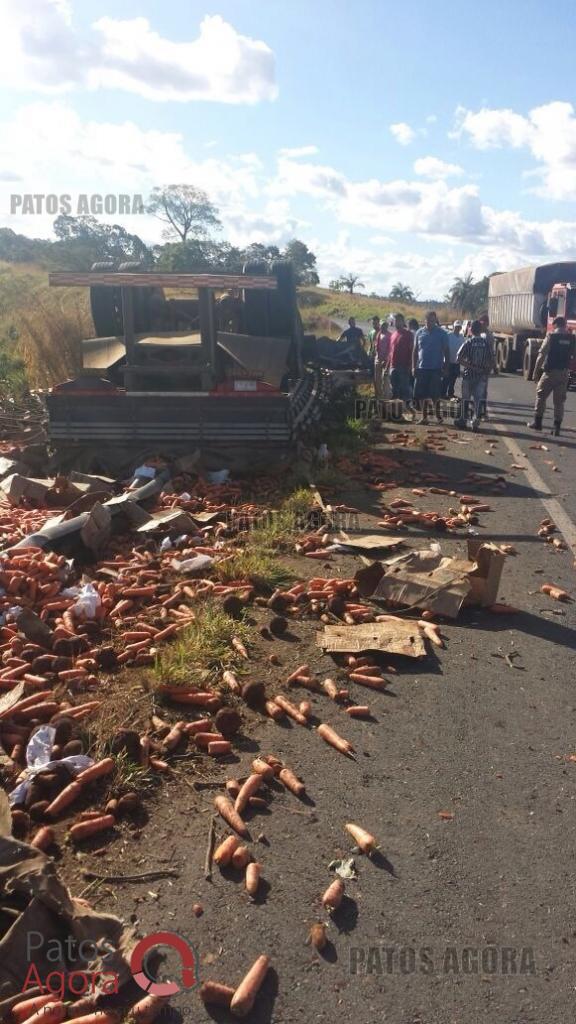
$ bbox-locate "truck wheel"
[495,340,508,373]
[523,339,539,380]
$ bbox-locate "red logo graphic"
[130,932,197,995]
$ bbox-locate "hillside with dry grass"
[298,286,457,336]
[0,261,90,388]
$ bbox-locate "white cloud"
[389,122,416,145]
[414,156,464,180]
[455,100,576,200]
[278,145,319,159]
[0,1,277,104]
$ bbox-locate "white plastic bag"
[9,725,93,806]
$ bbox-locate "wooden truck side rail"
[49,272,277,290]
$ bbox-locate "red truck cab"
[547,284,576,381]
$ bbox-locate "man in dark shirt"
[337,317,366,367]
[529,316,575,435]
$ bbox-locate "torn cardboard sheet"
[354,540,505,618]
[137,509,197,534]
[317,621,426,657]
[336,533,405,553]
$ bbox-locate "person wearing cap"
[443,320,463,398]
[529,316,575,435]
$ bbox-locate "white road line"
[491,421,576,551]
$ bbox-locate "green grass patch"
[155,604,254,685]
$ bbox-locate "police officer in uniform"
[529,316,575,435]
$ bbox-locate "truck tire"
[523,339,540,381]
[495,339,509,373]
[89,261,123,337]
[117,260,158,333]
[269,260,296,338]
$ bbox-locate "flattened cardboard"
[317,620,426,657]
[337,533,406,552]
[137,509,197,534]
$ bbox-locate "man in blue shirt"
[412,312,449,423]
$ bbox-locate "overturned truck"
[46,261,335,474]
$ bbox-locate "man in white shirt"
[442,320,463,398]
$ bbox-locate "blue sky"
[1,0,576,296]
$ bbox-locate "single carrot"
[69,814,116,842]
[273,695,308,726]
[164,692,220,707]
[232,845,252,870]
[11,995,55,1024]
[21,1004,65,1024]
[30,826,55,850]
[541,584,571,602]
[162,725,184,752]
[223,670,241,693]
[279,767,305,797]
[230,955,270,1018]
[348,672,388,689]
[208,740,231,756]
[76,758,115,786]
[199,982,234,1007]
[226,779,241,798]
[286,663,310,684]
[213,835,239,868]
[235,774,262,814]
[418,621,445,648]
[214,795,248,837]
[245,861,261,896]
[251,758,274,781]
[265,700,284,721]
[194,731,224,749]
[346,705,371,717]
[231,637,248,659]
[45,781,82,818]
[128,995,169,1023]
[317,722,354,756]
[68,1014,119,1024]
[299,700,312,718]
[345,822,378,854]
[322,878,344,911]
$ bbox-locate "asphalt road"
[100,370,576,1024]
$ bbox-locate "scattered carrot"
[199,982,234,1008]
[235,774,262,814]
[541,584,571,602]
[345,705,371,718]
[45,781,82,819]
[273,695,308,725]
[251,758,274,781]
[230,955,270,1017]
[11,995,55,1024]
[76,758,115,786]
[245,861,261,896]
[308,923,327,951]
[317,722,354,756]
[213,835,239,866]
[278,767,305,797]
[232,845,252,870]
[214,795,248,837]
[30,826,55,851]
[231,637,248,659]
[128,995,169,1023]
[322,877,344,912]
[208,740,232,756]
[348,672,388,689]
[21,1004,65,1024]
[286,663,310,684]
[69,814,116,842]
[345,822,378,854]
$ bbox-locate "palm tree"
[389,282,416,302]
[339,273,365,294]
[446,273,476,314]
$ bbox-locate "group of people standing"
[340,312,494,428]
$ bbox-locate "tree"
[147,185,221,243]
[155,240,244,273]
[52,215,152,268]
[329,278,345,292]
[389,282,416,302]
[445,273,488,315]
[282,239,319,285]
[241,242,281,263]
[338,273,365,294]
